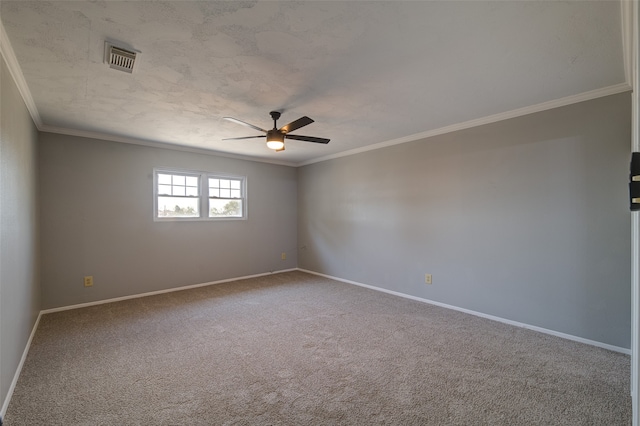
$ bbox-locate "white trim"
[1,267,631,418]
[0,312,42,418]
[1,20,295,169]
[623,0,634,88]
[153,168,247,222]
[630,0,639,424]
[39,81,632,170]
[297,83,632,167]
[633,211,639,419]
[1,10,633,171]
[0,21,295,168]
[40,125,298,168]
[298,269,631,355]
[0,20,42,128]
[40,269,297,314]
[1,269,293,415]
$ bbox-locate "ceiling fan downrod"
[222,110,329,153]
[269,111,281,129]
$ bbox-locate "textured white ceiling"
[0,1,627,165]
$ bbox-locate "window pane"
[209,199,242,217]
[158,196,199,217]
[158,174,172,185]
[156,170,245,220]
[158,184,172,195]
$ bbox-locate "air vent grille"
[105,43,137,73]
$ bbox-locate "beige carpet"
[4,271,631,425]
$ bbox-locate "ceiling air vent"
[105,42,138,73]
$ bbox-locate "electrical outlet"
[84,276,94,287]
[281,252,287,260]
[425,274,432,285]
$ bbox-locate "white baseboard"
[298,268,631,355]
[4,266,627,418]
[41,269,298,314]
[1,312,42,418]
[3,269,297,417]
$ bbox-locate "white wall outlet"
[84,276,94,287]
[425,274,432,285]
[281,252,286,260]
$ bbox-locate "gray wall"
[39,133,297,309]
[0,57,40,412]
[298,93,631,349]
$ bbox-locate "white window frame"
[153,168,247,221]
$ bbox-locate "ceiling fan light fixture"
[223,111,329,153]
[266,130,285,150]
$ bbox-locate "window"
[157,172,200,218]
[154,169,246,220]
[208,177,243,218]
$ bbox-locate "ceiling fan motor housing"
[223,111,329,152]
[266,129,284,143]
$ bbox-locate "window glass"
[155,169,245,220]
[158,184,172,195]
[209,199,243,218]
[157,197,199,218]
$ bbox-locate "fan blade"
[285,134,330,144]
[223,117,267,133]
[222,135,265,141]
[279,116,314,134]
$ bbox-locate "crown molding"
[1,19,294,168]
[0,20,42,127]
[2,12,632,170]
[297,82,632,167]
[39,124,298,167]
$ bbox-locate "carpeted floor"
[4,271,631,425]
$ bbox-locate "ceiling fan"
[223,111,330,152]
